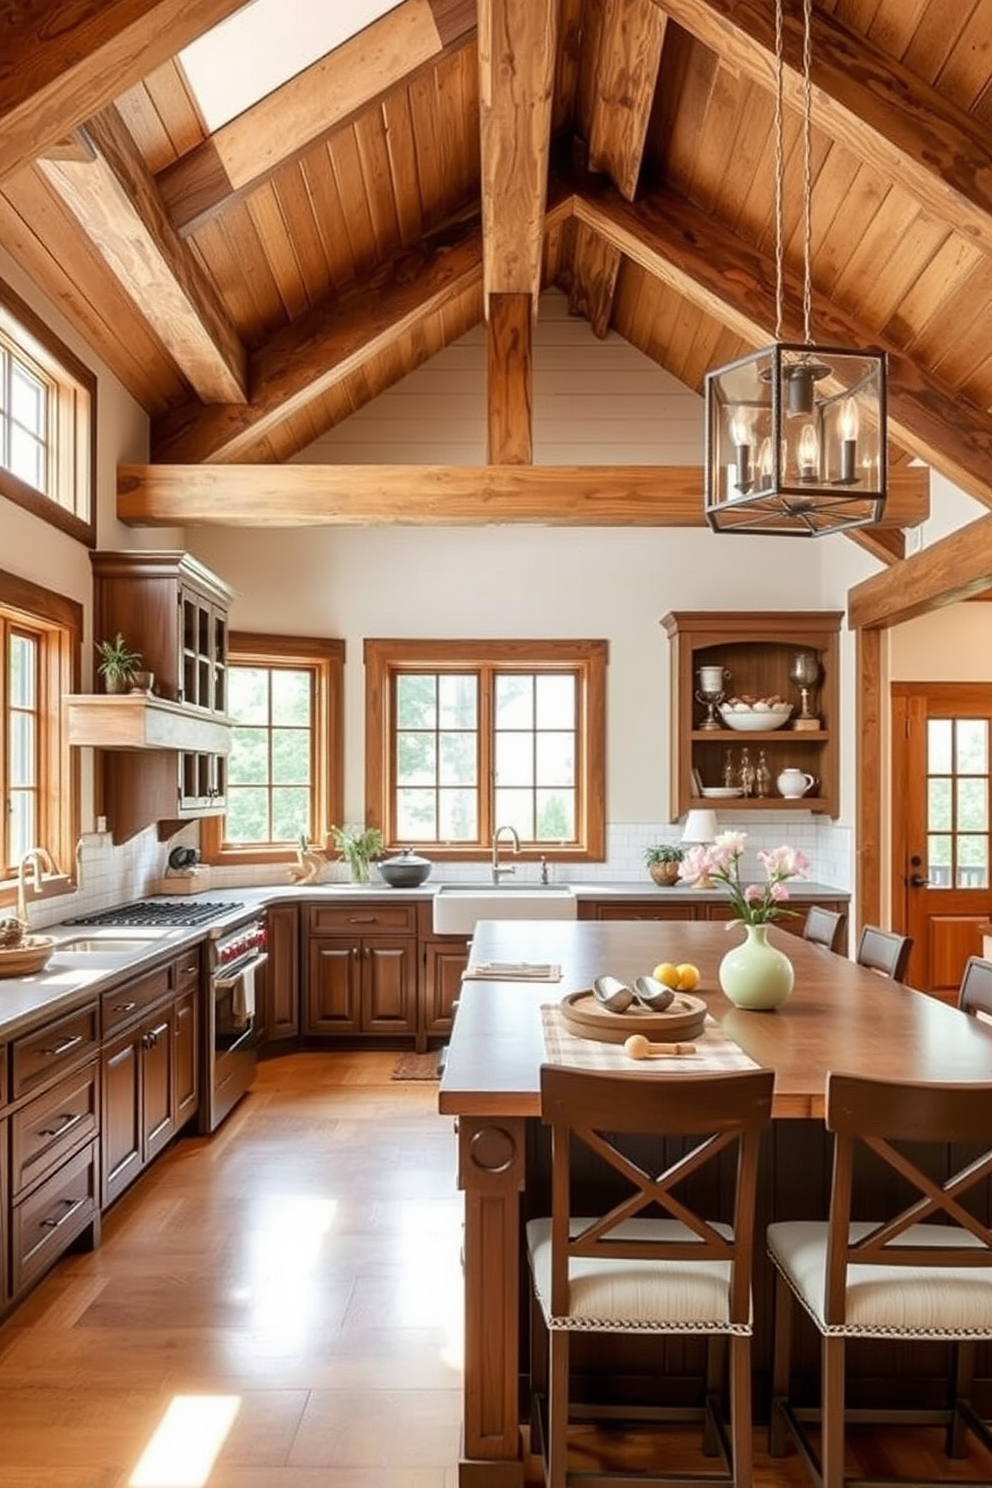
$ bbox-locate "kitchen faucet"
[16,846,55,925]
[491,824,520,884]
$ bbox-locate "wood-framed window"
[0,570,81,900]
[364,639,607,861]
[0,277,96,546]
[201,633,344,865]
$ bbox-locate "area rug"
[391,1052,439,1081]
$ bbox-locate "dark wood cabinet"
[304,902,417,1038]
[422,936,471,1046]
[661,611,842,819]
[258,903,300,1044]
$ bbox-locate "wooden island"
[439,919,992,1487]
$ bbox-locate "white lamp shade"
[681,809,719,845]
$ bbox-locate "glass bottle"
[755,749,771,798]
[723,748,736,789]
[738,747,755,797]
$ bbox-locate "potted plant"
[329,823,384,883]
[643,843,684,887]
[95,632,143,694]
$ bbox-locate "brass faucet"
[491,824,520,884]
[16,847,55,925]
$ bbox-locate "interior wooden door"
[892,683,992,998]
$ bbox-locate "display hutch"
[67,552,234,842]
[661,611,842,819]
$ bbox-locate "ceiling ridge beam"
[152,207,485,464]
[38,104,247,405]
[571,175,992,508]
[157,0,477,238]
[0,0,247,185]
[117,461,929,529]
[653,0,992,260]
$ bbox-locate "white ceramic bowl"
[718,704,793,732]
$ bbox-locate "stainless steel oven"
[204,916,268,1133]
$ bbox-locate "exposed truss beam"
[487,294,533,463]
[152,209,484,463]
[589,0,668,200]
[655,0,992,260]
[118,462,928,528]
[848,511,992,630]
[572,177,992,509]
[478,0,558,311]
[0,0,246,184]
[38,106,246,404]
[157,0,476,237]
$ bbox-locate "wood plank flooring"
[1,1050,991,1487]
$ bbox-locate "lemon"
[652,962,681,989]
[676,962,701,991]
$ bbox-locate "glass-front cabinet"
[662,611,842,818]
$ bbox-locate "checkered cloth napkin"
[540,1003,759,1073]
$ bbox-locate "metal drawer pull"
[112,1001,138,1014]
[39,1112,83,1138]
[41,1034,84,1057]
[40,1196,86,1230]
[348,915,377,924]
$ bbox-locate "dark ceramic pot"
[377,848,433,888]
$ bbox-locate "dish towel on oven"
[232,963,257,1027]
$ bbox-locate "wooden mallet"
[624,1033,696,1059]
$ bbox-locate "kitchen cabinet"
[258,903,300,1045]
[8,1003,101,1303]
[100,954,200,1209]
[305,902,417,1037]
[421,934,471,1047]
[70,551,234,843]
[661,611,842,819]
[0,1054,8,1311]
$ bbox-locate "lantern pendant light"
[703,0,887,536]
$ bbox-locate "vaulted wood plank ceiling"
[5,0,992,566]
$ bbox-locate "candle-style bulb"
[798,423,819,481]
[839,396,859,483]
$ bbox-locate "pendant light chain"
[801,0,813,345]
[773,0,784,341]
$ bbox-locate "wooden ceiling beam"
[152,209,484,464]
[479,0,558,310]
[848,527,906,567]
[564,216,623,338]
[38,106,247,405]
[0,0,246,185]
[848,512,992,630]
[654,0,992,260]
[589,0,668,201]
[573,178,992,510]
[157,0,476,237]
[487,294,533,464]
[117,461,929,529]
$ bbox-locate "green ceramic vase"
[718,922,794,1011]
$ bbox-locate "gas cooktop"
[64,899,242,928]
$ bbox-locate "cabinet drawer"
[12,1004,99,1099]
[13,1138,98,1295]
[172,947,203,993]
[101,965,171,1038]
[308,902,418,935]
[12,1061,99,1199]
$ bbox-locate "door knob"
[910,873,931,888]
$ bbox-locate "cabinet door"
[173,989,199,1128]
[102,1033,142,1208]
[362,940,417,1034]
[260,904,300,1043]
[423,941,470,1036]
[179,584,227,714]
[585,901,695,922]
[0,1116,8,1311]
[178,751,226,811]
[142,1010,175,1163]
[306,940,360,1033]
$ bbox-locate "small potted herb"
[644,843,684,887]
[329,823,384,883]
[95,632,143,694]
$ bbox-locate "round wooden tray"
[0,935,56,977]
[560,989,708,1044]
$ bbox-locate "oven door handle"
[213,951,268,990]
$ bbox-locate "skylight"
[178,0,405,133]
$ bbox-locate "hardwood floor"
[1,1050,991,1487]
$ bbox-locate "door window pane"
[927,834,952,886]
[928,719,952,773]
[926,718,990,891]
[957,835,988,889]
[957,720,988,774]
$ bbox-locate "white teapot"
[777,767,815,799]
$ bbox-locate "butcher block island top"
[439,919,992,1121]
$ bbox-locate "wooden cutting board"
[559,989,708,1044]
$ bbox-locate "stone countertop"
[0,879,849,1045]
